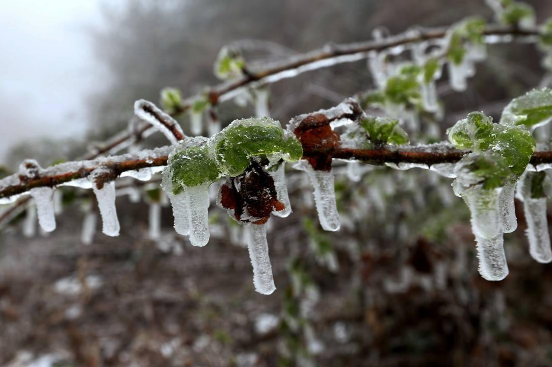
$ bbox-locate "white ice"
[346,161,362,182]
[23,201,36,238]
[448,60,468,92]
[29,187,56,232]
[245,223,276,295]
[475,233,509,281]
[498,181,517,233]
[255,88,270,118]
[134,99,184,145]
[161,168,190,236]
[421,80,438,112]
[461,186,501,240]
[186,184,211,247]
[294,160,340,232]
[190,111,203,136]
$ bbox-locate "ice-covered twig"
[134,100,185,144]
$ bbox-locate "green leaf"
[171,144,221,192]
[214,47,246,80]
[384,72,421,106]
[361,116,409,145]
[213,117,302,176]
[500,88,552,128]
[191,97,209,114]
[447,17,486,65]
[447,111,494,151]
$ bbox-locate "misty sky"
[0,0,120,161]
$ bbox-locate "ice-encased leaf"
[169,137,220,192]
[500,2,535,29]
[491,124,535,176]
[160,87,183,115]
[500,88,552,129]
[245,223,276,295]
[30,187,56,232]
[162,166,190,236]
[447,111,494,151]
[212,117,302,177]
[361,116,409,145]
[214,46,246,80]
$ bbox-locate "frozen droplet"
[475,234,509,281]
[186,184,211,247]
[23,201,36,238]
[81,211,97,245]
[89,169,120,237]
[149,202,161,240]
[270,163,292,218]
[190,111,203,136]
[498,181,517,233]
[30,187,56,232]
[523,197,552,263]
[294,160,340,231]
[346,161,362,182]
[245,223,276,295]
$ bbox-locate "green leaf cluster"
[214,46,246,80]
[447,17,486,65]
[160,87,183,114]
[361,116,409,145]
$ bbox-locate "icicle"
[475,234,509,281]
[89,169,120,237]
[459,186,501,240]
[23,201,36,238]
[53,190,63,215]
[29,187,56,232]
[81,211,97,245]
[207,110,221,137]
[149,202,161,240]
[245,223,276,295]
[185,184,211,246]
[162,168,190,236]
[498,181,517,233]
[294,160,340,231]
[421,80,438,112]
[190,111,203,136]
[255,88,270,117]
[270,163,292,218]
[346,161,362,182]
[523,196,552,263]
[448,60,468,92]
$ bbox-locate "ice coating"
[420,80,438,112]
[121,168,153,181]
[270,163,292,218]
[186,184,211,247]
[161,167,190,236]
[149,202,161,240]
[207,111,221,136]
[255,88,270,117]
[245,223,276,295]
[475,234,509,281]
[190,110,203,136]
[89,169,120,237]
[134,99,184,145]
[81,211,97,245]
[294,160,340,232]
[29,187,56,232]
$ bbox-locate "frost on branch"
[88,168,120,237]
[517,172,552,263]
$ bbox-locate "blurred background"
[1,0,552,366]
